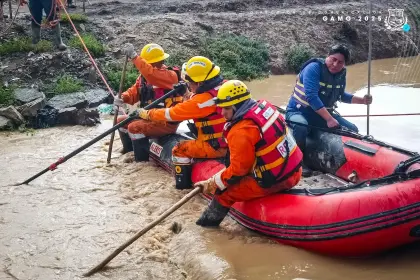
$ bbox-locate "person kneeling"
[195,80,303,227]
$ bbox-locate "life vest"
[138,66,184,109]
[223,100,303,188]
[193,85,228,150]
[292,58,346,110]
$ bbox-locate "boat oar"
[83,186,202,277]
[106,56,129,164]
[15,85,186,186]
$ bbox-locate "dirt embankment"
[1,0,419,89]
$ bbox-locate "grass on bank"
[198,34,270,80]
[285,44,315,73]
[109,34,270,85]
[0,85,16,107]
[0,37,52,55]
[105,64,139,93]
[69,33,105,57]
[60,13,88,23]
[44,74,84,97]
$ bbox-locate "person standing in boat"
[285,44,373,177]
[114,43,184,162]
[194,80,303,227]
[133,56,228,190]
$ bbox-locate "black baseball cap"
[329,44,350,64]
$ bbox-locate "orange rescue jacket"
[148,91,227,149]
[121,56,181,107]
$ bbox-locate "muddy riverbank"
[1,57,420,279]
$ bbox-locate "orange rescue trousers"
[215,167,303,207]
[117,115,178,138]
[172,139,228,160]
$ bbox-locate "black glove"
[129,110,139,119]
[173,82,187,96]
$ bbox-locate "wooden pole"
[0,1,4,23]
[8,0,12,20]
[106,56,129,164]
[366,0,373,135]
[84,187,202,277]
[83,0,85,13]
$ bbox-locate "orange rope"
[29,0,59,28]
[57,0,117,99]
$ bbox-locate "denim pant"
[285,108,358,154]
[29,0,58,25]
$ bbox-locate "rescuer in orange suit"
[193,80,304,227]
[114,43,184,162]
[132,56,228,189]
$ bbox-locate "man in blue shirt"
[285,44,372,177]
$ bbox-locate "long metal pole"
[366,0,373,135]
[16,86,185,185]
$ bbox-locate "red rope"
[29,0,59,28]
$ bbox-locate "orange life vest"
[193,86,228,150]
[139,66,183,109]
[224,100,303,187]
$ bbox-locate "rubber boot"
[119,130,133,154]
[132,137,150,162]
[67,0,76,8]
[31,23,41,45]
[174,164,192,190]
[196,198,230,227]
[51,23,67,51]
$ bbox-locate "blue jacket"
[286,58,353,113]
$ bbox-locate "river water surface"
[1,57,420,280]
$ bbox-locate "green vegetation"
[0,85,16,107]
[285,44,315,73]
[164,34,270,80]
[60,13,88,23]
[0,37,52,55]
[18,124,36,136]
[199,34,270,80]
[165,49,191,69]
[105,64,139,92]
[48,74,84,96]
[69,33,105,57]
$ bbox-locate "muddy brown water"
[1,57,420,280]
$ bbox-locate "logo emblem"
[385,9,408,31]
[150,142,163,157]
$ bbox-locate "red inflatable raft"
[149,119,420,257]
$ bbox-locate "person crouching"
[194,80,303,227]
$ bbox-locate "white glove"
[122,43,138,59]
[194,177,216,194]
[113,97,124,107]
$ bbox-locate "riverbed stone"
[76,108,100,126]
[0,106,25,125]
[46,92,88,110]
[85,89,110,108]
[14,88,45,105]
[0,116,13,130]
[17,96,46,118]
[57,107,78,125]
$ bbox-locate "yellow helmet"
[216,80,251,107]
[185,56,220,82]
[140,43,170,64]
